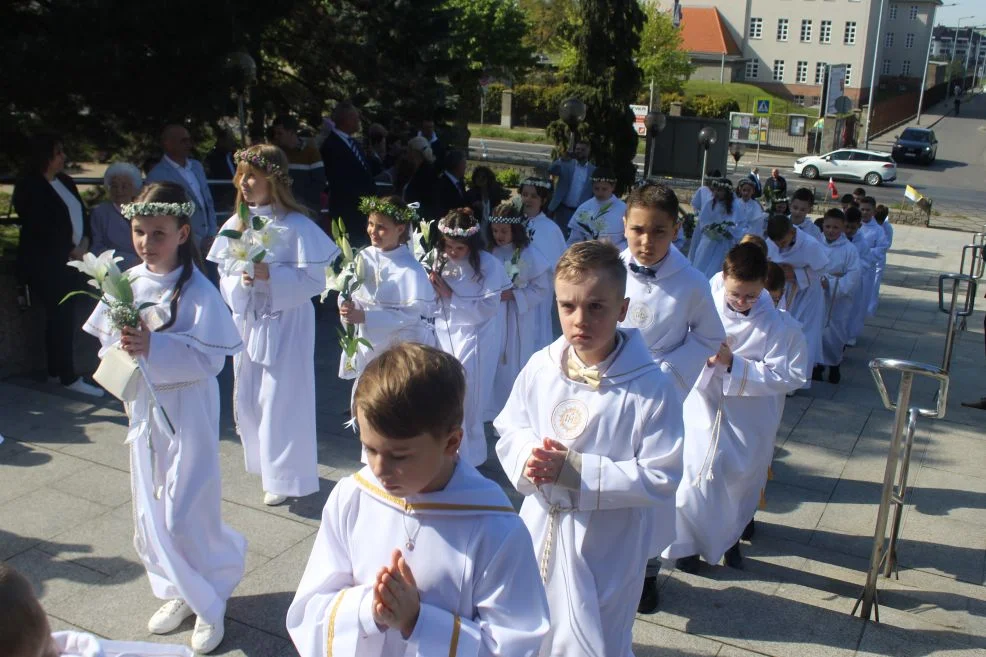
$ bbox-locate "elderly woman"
[12,134,103,397]
[90,162,142,269]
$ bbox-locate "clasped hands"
[371,549,420,639]
[524,437,569,486]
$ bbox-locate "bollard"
[937,273,977,356]
[852,358,948,622]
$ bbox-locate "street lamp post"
[863,0,886,150]
[643,110,667,179]
[559,97,587,155]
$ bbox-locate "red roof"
[678,7,743,56]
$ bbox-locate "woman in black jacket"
[13,134,103,396]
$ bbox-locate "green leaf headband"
[234,149,292,185]
[358,196,421,224]
[121,201,196,219]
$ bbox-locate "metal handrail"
[853,358,949,622]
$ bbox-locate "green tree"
[444,0,534,131]
[564,0,645,192]
[637,2,694,95]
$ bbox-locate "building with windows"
[665,0,942,108]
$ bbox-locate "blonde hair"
[353,342,465,439]
[739,233,768,256]
[233,144,310,229]
[554,240,627,293]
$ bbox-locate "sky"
[935,4,986,29]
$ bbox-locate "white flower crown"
[121,201,196,219]
[439,223,481,238]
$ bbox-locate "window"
[796,60,808,83]
[749,17,763,39]
[901,60,911,76]
[777,18,789,41]
[909,5,918,20]
[886,32,894,48]
[905,33,915,48]
[845,21,857,45]
[801,19,813,42]
[773,59,785,82]
[882,59,892,74]
[816,62,827,84]
[845,64,853,85]
[889,4,897,20]
[794,94,806,106]
[745,59,760,80]
[820,20,832,43]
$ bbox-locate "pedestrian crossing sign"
[755,98,771,115]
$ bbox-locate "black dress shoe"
[723,542,745,569]
[812,365,824,381]
[675,555,702,574]
[961,397,986,410]
[741,518,755,541]
[828,365,841,384]
[637,576,659,614]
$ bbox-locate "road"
[468,94,986,217]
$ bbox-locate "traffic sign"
[754,98,771,115]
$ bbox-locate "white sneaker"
[148,599,193,634]
[263,492,288,506]
[64,379,105,398]
[191,617,225,654]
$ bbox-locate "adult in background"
[146,124,217,253]
[204,128,238,216]
[764,167,787,199]
[435,149,468,218]
[465,165,508,226]
[548,139,594,237]
[12,134,103,397]
[319,101,376,243]
[418,118,446,166]
[402,135,437,217]
[271,114,327,214]
[90,162,142,269]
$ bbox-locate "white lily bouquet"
[215,203,287,278]
[321,218,372,372]
[702,221,737,241]
[574,201,613,240]
[63,251,176,447]
[410,219,441,272]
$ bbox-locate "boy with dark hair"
[288,342,550,656]
[814,209,862,384]
[496,240,683,656]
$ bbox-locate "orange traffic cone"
[828,177,838,199]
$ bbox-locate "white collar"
[163,154,191,171]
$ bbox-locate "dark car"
[892,128,938,165]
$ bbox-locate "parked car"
[892,128,938,165]
[793,149,897,186]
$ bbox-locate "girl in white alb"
[337,196,437,380]
[207,145,340,507]
[83,182,245,654]
[430,208,511,466]
[485,202,552,419]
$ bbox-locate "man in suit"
[435,150,468,218]
[146,124,217,252]
[547,139,594,237]
[764,168,787,199]
[319,101,377,244]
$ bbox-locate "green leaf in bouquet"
[251,249,267,263]
[219,229,243,240]
[252,215,266,231]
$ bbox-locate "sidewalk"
[2,223,985,656]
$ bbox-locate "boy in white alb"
[288,343,549,657]
[567,167,628,249]
[0,563,193,657]
[495,241,684,657]
[766,214,829,389]
[789,187,823,242]
[814,209,862,384]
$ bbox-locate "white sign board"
[630,104,649,136]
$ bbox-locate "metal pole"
[916,5,938,125]
[863,0,887,149]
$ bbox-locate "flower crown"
[438,222,481,238]
[711,178,733,192]
[121,201,196,219]
[358,196,420,224]
[234,149,292,185]
[521,177,552,191]
[489,212,525,225]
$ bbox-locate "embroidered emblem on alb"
[627,302,654,330]
[551,399,589,441]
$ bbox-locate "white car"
[793,149,897,186]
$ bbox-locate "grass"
[683,80,815,116]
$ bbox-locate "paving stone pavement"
[2,222,985,656]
